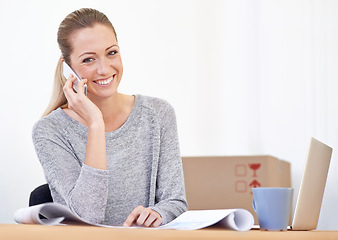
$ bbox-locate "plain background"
[0,0,337,230]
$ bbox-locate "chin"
[88,89,119,100]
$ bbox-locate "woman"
[32,8,187,227]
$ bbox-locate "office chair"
[29,184,53,206]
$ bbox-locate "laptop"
[291,137,333,230]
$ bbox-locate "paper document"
[159,209,254,231]
[14,203,254,231]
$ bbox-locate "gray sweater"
[32,95,187,226]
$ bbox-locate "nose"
[97,58,110,76]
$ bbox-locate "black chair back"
[29,184,53,206]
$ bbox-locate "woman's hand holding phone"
[63,75,103,128]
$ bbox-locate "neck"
[89,92,134,132]
[91,93,121,119]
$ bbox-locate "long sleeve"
[150,101,188,224]
[32,116,109,224]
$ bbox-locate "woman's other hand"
[123,206,163,228]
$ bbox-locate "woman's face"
[69,23,123,100]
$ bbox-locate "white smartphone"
[62,62,87,95]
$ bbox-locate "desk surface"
[1,224,338,240]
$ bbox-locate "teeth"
[96,76,113,85]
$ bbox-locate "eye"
[108,50,118,56]
[83,57,94,63]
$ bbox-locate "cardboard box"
[182,156,291,224]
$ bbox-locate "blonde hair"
[42,8,117,117]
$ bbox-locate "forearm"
[154,102,188,224]
[68,164,109,223]
[85,120,107,170]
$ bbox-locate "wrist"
[88,120,105,132]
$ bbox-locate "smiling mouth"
[94,75,115,86]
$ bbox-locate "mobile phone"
[62,62,87,95]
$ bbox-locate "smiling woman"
[68,24,123,103]
[43,8,121,117]
[32,8,187,228]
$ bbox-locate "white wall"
[0,0,337,230]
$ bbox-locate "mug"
[252,187,293,231]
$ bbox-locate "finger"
[123,212,138,227]
[151,217,163,228]
[136,209,151,226]
[76,78,88,96]
[143,211,157,227]
[67,74,78,85]
[63,74,77,95]
[63,76,76,103]
[123,206,143,227]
